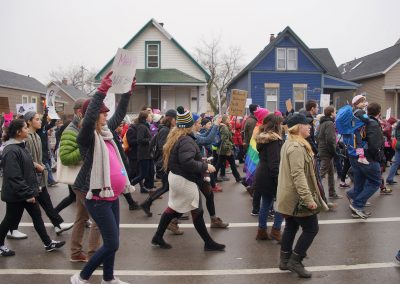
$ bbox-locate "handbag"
[55,150,82,185]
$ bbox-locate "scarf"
[86,126,134,199]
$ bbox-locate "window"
[276,48,298,71]
[22,95,29,104]
[264,83,280,111]
[293,84,307,111]
[146,42,160,68]
[31,96,37,110]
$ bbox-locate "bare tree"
[195,37,243,113]
[49,65,97,95]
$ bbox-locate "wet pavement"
[0,166,400,283]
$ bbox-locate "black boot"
[279,251,291,271]
[287,253,312,278]
[140,198,153,217]
[123,193,139,210]
[151,212,175,249]
[192,210,225,251]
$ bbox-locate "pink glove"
[97,71,113,95]
[129,77,137,95]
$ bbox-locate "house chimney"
[62,78,68,85]
[159,22,164,27]
[270,34,275,43]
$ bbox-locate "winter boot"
[192,210,225,251]
[270,227,282,243]
[167,219,184,235]
[210,217,229,228]
[256,228,271,240]
[151,211,175,249]
[287,253,312,278]
[140,199,153,217]
[279,251,291,271]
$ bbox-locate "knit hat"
[201,118,211,127]
[254,107,269,123]
[274,110,283,117]
[82,98,110,117]
[176,106,194,128]
[23,111,37,122]
[287,114,310,128]
[249,104,258,114]
[73,98,86,110]
[165,109,177,118]
[192,113,201,123]
[352,95,366,106]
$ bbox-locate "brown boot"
[167,219,184,235]
[210,217,229,229]
[270,227,282,243]
[256,228,271,240]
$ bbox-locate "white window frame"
[276,48,298,71]
[287,48,298,70]
[146,43,160,69]
[264,83,280,111]
[293,84,307,111]
[31,96,37,109]
[276,48,286,70]
[22,95,29,104]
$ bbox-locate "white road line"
[0,262,397,276]
[17,217,400,229]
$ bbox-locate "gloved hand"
[97,71,113,95]
[129,77,137,95]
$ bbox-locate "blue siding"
[230,73,249,91]
[298,49,320,72]
[323,76,358,88]
[250,72,322,112]
[254,52,275,71]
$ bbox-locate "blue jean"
[348,157,381,209]
[80,198,120,281]
[44,160,55,184]
[386,150,400,182]
[258,195,283,230]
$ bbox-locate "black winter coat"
[152,124,170,170]
[365,116,385,163]
[253,132,283,197]
[306,112,318,155]
[135,122,152,161]
[37,111,56,162]
[126,124,138,161]
[316,116,336,158]
[168,134,208,184]
[1,141,39,202]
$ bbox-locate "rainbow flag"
[244,124,261,185]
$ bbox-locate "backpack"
[335,105,364,135]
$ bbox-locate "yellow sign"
[229,89,248,116]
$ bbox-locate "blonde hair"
[163,126,193,170]
[287,124,314,156]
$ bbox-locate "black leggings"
[55,185,76,213]
[281,214,319,257]
[215,154,240,180]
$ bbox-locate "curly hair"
[162,126,193,171]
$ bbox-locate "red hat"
[82,98,110,117]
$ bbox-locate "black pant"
[216,154,240,181]
[37,187,64,227]
[281,214,319,257]
[55,185,76,213]
[131,159,154,188]
[0,201,51,246]
[340,157,351,183]
[252,189,261,212]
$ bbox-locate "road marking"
[0,262,397,276]
[18,217,400,229]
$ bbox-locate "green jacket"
[59,119,81,166]
[218,124,234,156]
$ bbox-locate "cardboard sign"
[229,89,248,116]
[386,108,391,119]
[320,94,331,108]
[245,98,252,108]
[104,92,116,118]
[16,103,37,115]
[109,48,137,94]
[285,99,293,112]
[46,85,60,119]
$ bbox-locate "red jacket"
[230,118,243,146]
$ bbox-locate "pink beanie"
[254,107,269,123]
[274,110,282,117]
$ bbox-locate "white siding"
[160,86,176,112]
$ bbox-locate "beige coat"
[276,140,328,217]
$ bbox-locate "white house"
[95,19,210,114]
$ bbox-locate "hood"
[2,138,24,148]
[255,131,282,144]
[319,116,334,124]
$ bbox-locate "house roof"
[51,82,88,100]
[227,26,331,89]
[95,18,210,82]
[310,48,342,78]
[338,43,400,81]
[135,68,205,85]
[0,69,46,94]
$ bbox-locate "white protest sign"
[245,98,252,108]
[104,92,116,118]
[109,48,137,94]
[386,108,391,119]
[46,85,60,119]
[320,94,330,108]
[16,103,37,115]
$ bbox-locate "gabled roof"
[0,69,46,94]
[228,26,330,89]
[310,48,342,78]
[95,18,210,81]
[135,69,206,85]
[338,43,400,81]
[50,82,88,101]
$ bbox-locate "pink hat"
[274,110,282,117]
[153,109,161,114]
[254,107,269,123]
[352,95,366,106]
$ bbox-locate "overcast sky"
[1,0,399,84]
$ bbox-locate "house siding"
[250,72,322,112]
[324,76,358,88]
[385,62,400,87]
[384,91,395,118]
[356,76,385,106]
[0,87,43,114]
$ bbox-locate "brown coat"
[276,140,328,217]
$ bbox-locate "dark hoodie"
[316,116,336,158]
[306,111,318,154]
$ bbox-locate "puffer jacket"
[59,116,81,166]
[316,116,336,158]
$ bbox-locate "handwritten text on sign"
[109,48,137,94]
[229,89,248,116]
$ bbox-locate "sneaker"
[395,250,400,265]
[55,222,74,235]
[349,204,368,219]
[364,201,372,207]
[70,252,88,263]
[251,210,259,216]
[101,277,130,284]
[70,273,90,284]
[380,187,393,195]
[7,230,28,240]
[167,221,184,235]
[0,245,15,257]
[386,180,397,185]
[329,193,343,199]
[339,182,350,188]
[351,210,371,218]
[45,240,66,252]
[210,217,229,228]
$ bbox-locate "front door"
[150,86,161,110]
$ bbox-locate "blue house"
[227,27,359,113]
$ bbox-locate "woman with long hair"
[151,107,225,251]
[277,114,328,278]
[254,114,284,242]
[0,120,65,256]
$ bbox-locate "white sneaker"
[7,230,28,240]
[71,273,90,284]
[55,222,74,235]
[101,277,130,284]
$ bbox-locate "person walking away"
[243,104,259,152]
[386,117,400,184]
[277,114,328,278]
